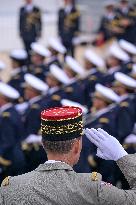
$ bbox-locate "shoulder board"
[120,102,129,107]
[35,67,42,74]
[90,172,103,182]
[13,75,20,79]
[1,176,11,187]
[2,112,10,118]
[65,87,73,93]
[99,118,109,123]
[51,95,61,101]
[89,75,97,81]
[127,63,132,69]
[31,104,40,109]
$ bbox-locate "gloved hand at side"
[85,128,128,161]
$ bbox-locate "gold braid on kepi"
[41,106,83,141]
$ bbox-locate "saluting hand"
[85,128,128,161]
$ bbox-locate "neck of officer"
[47,153,74,167]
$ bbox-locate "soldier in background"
[19,0,42,58]
[0,83,26,183]
[58,0,80,56]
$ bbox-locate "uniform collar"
[65,5,73,14]
[35,161,73,172]
[29,95,42,105]
[108,66,121,74]
[11,67,22,77]
[0,103,13,115]
[48,86,59,95]
[93,104,115,118]
[25,3,34,12]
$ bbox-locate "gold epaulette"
[51,95,61,101]
[65,87,73,93]
[1,176,11,187]
[35,67,42,74]
[120,102,129,107]
[13,75,20,79]
[127,63,133,69]
[91,172,98,181]
[2,112,10,118]
[99,118,109,123]
[31,104,40,109]
[89,75,97,81]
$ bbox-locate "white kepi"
[50,64,71,85]
[31,42,51,57]
[114,72,136,89]
[24,73,49,92]
[95,84,120,103]
[61,99,88,114]
[119,39,136,55]
[65,56,85,76]
[0,82,20,99]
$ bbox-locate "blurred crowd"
[0,0,136,190]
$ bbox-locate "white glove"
[85,128,128,161]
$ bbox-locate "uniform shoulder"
[1,171,36,189]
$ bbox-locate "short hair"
[42,137,81,154]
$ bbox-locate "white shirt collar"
[11,67,22,77]
[65,5,73,14]
[25,3,34,12]
[0,103,13,115]
[48,86,59,95]
[45,160,62,164]
[108,66,121,74]
[29,96,42,105]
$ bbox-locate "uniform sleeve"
[0,117,16,156]
[0,193,4,205]
[19,7,23,36]
[98,154,136,205]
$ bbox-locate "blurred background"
[1,0,135,51]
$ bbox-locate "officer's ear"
[73,137,82,155]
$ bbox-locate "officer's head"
[46,73,62,88]
[120,0,129,7]
[0,83,20,107]
[104,1,115,12]
[10,49,28,68]
[24,74,48,100]
[84,59,96,70]
[64,0,75,6]
[25,0,33,4]
[41,107,83,166]
[113,72,136,96]
[92,84,119,111]
[106,56,122,68]
[92,93,111,111]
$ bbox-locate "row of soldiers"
[96,0,136,45]
[0,37,136,188]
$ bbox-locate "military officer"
[112,72,136,143]
[84,84,120,183]
[8,49,28,100]
[58,0,80,56]
[1,107,136,205]
[118,39,136,73]
[115,0,136,42]
[63,56,86,105]
[97,1,122,42]
[47,38,66,68]
[28,42,51,81]
[102,42,130,87]
[19,0,42,56]
[41,64,70,110]
[0,82,25,183]
[22,74,48,172]
[81,49,105,108]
